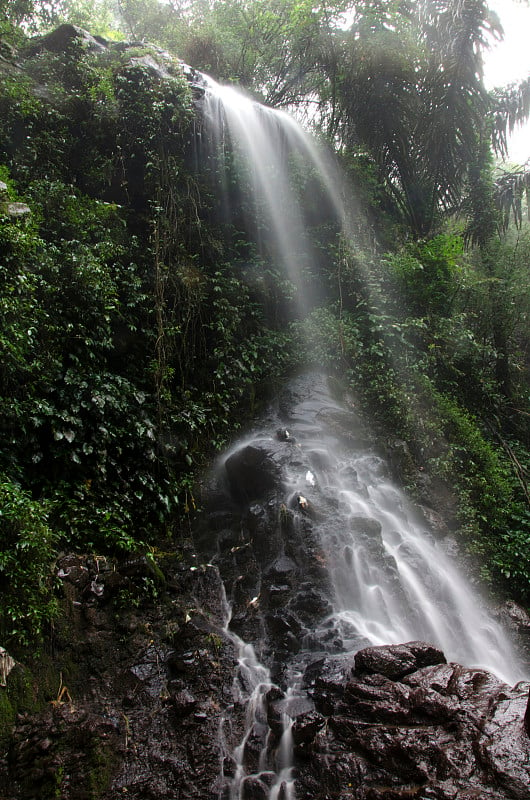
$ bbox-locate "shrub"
[0,476,58,647]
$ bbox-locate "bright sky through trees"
[484,0,530,163]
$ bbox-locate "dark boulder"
[294,644,530,800]
[292,710,326,745]
[225,444,281,502]
[241,775,269,800]
[23,23,107,57]
[354,641,446,680]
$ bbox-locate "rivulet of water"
[218,587,300,800]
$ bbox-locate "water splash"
[218,593,301,800]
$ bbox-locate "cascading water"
[275,374,524,683]
[196,79,527,800]
[200,76,345,317]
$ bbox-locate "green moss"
[0,663,39,749]
[87,739,119,798]
[0,690,16,750]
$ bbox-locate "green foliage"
[0,7,529,624]
[385,235,463,316]
[0,41,297,571]
[0,477,58,646]
[429,390,511,526]
[492,503,530,593]
[423,386,530,598]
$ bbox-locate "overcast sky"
[483,0,530,163]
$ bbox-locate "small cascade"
[268,690,297,800]
[218,595,302,800]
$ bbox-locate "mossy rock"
[0,662,40,750]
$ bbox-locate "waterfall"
[199,76,344,317]
[196,80,527,800]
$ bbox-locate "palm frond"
[490,78,530,159]
[494,165,530,231]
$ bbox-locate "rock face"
[296,642,530,800]
[0,553,240,800]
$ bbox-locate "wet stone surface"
[293,643,530,800]
[0,553,241,800]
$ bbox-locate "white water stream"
[219,595,298,800]
[198,80,527,800]
[279,376,524,684]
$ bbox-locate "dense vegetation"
[0,0,529,651]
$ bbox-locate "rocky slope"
[2,374,529,799]
[1,557,529,800]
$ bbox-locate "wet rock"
[309,448,334,473]
[354,641,446,680]
[342,673,414,724]
[317,407,368,445]
[503,600,530,631]
[303,654,357,715]
[267,584,292,606]
[501,600,530,666]
[217,526,245,551]
[241,775,269,800]
[276,428,296,443]
[350,515,383,538]
[222,755,236,778]
[225,444,281,502]
[290,588,332,622]
[478,682,530,799]
[6,202,31,218]
[276,780,291,800]
[266,611,304,650]
[169,689,197,716]
[56,554,91,588]
[387,438,414,476]
[292,710,326,745]
[266,686,286,737]
[259,770,278,788]
[266,555,298,581]
[289,493,324,520]
[418,504,451,537]
[242,727,268,772]
[295,646,530,800]
[207,509,240,532]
